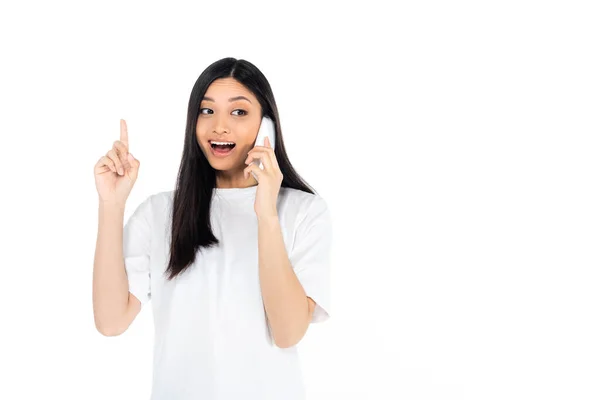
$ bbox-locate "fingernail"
[119,168,124,175]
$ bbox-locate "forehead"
[203,78,257,103]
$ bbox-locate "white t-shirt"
[122,184,332,400]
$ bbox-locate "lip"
[209,143,236,158]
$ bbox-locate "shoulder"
[280,187,319,208]
[130,190,174,219]
[150,189,175,206]
[279,187,330,224]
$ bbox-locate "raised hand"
[94,119,140,205]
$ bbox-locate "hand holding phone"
[249,116,276,181]
[253,116,277,171]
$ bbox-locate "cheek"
[237,141,254,157]
[195,127,207,143]
[196,119,207,134]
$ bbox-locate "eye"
[199,108,247,116]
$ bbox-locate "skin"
[196,77,264,189]
[93,84,318,342]
[196,78,318,346]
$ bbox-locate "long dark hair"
[165,57,316,281]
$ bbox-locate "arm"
[92,201,139,336]
[257,214,314,348]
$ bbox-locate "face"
[196,77,262,177]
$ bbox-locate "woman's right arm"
[93,202,141,336]
[92,119,142,336]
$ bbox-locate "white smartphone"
[251,116,276,179]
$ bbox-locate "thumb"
[127,152,140,179]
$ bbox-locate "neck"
[215,170,258,189]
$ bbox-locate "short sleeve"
[122,195,153,308]
[289,195,332,323]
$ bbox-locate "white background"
[1,0,598,399]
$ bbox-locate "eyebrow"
[202,96,252,104]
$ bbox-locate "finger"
[113,140,131,170]
[129,152,140,168]
[94,156,108,173]
[95,155,117,174]
[107,149,124,175]
[247,146,275,157]
[244,163,261,181]
[120,119,129,149]
[250,144,279,170]
[248,145,275,158]
[270,151,280,170]
[245,151,272,171]
[264,141,279,169]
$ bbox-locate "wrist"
[98,199,126,212]
[256,213,279,224]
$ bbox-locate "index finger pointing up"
[120,119,129,148]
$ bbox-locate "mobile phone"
[251,116,276,179]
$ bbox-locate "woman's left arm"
[257,215,316,348]
[244,137,315,348]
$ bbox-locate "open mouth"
[210,140,236,156]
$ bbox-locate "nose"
[213,114,230,134]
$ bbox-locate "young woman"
[92,57,332,399]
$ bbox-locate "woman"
[92,57,332,399]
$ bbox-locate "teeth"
[211,141,235,145]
